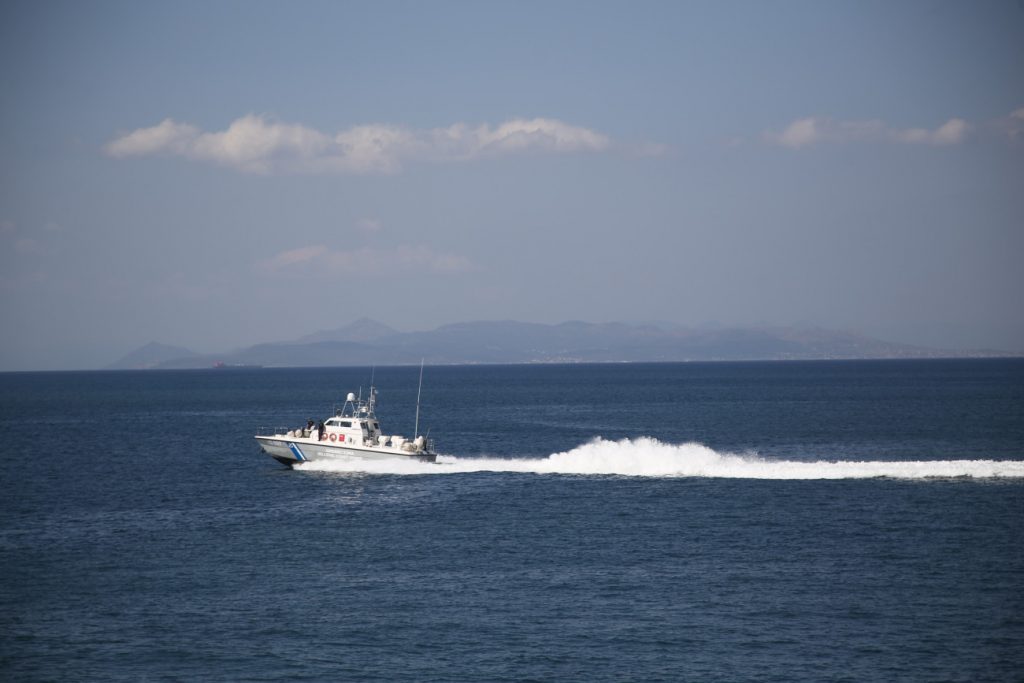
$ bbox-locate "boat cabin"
[323,416,380,446]
[314,388,423,451]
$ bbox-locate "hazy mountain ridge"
[107,319,1006,369]
[294,317,400,344]
[107,342,200,369]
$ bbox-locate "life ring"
[329,433,336,442]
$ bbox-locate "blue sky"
[1,0,1022,369]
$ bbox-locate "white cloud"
[258,244,475,275]
[471,118,610,154]
[767,116,971,148]
[261,245,328,270]
[191,116,333,173]
[774,118,822,148]
[931,118,970,145]
[106,115,613,174]
[105,118,200,157]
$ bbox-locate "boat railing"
[255,427,434,452]
[255,426,295,437]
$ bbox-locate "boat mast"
[414,358,424,439]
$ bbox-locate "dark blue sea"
[2,360,1023,681]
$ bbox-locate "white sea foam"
[293,437,1024,480]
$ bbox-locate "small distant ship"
[212,361,263,369]
[254,386,436,467]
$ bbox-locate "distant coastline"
[105,319,1016,371]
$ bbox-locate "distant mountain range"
[107,341,202,370]
[106,318,1003,370]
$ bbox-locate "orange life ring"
[329,433,336,442]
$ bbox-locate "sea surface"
[1,359,1023,681]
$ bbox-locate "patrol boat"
[255,386,436,467]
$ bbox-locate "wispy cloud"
[356,218,383,233]
[14,238,42,255]
[261,245,328,269]
[257,244,475,275]
[996,107,1024,143]
[765,116,971,148]
[106,115,613,174]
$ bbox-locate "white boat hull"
[255,435,437,466]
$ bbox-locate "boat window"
[372,422,379,430]
[326,419,340,426]
[337,420,352,428]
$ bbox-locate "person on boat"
[317,421,325,441]
[305,419,314,438]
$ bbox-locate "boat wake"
[293,437,1024,479]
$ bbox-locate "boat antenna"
[414,358,424,439]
